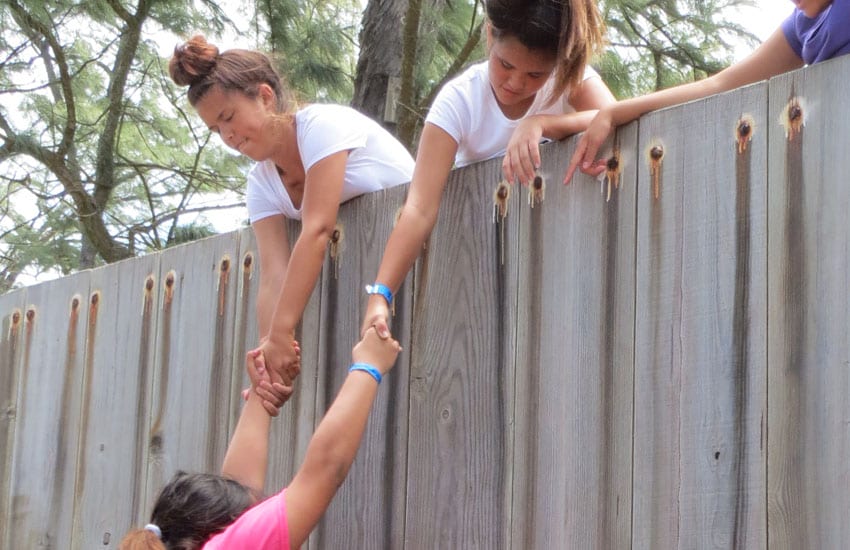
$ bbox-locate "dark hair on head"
[168,35,293,112]
[118,471,253,550]
[485,0,606,104]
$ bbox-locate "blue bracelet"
[365,282,393,306]
[349,363,382,384]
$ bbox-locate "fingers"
[504,141,541,187]
[564,138,587,185]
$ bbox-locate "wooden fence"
[1,54,849,549]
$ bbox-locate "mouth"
[236,139,247,152]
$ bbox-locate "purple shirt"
[781,0,850,64]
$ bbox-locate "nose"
[220,124,237,148]
[507,72,526,92]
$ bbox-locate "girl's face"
[792,0,832,17]
[487,27,556,117]
[195,85,278,162]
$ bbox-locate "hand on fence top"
[502,116,544,187]
[245,340,300,416]
[564,109,613,185]
[353,327,402,376]
[361,294,392,340]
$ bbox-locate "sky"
[9,1,798,288]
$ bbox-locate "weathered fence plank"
[633,81,768,549]
[141,233,242,515]
[404,155,518,548]
[0,287,27,550]
[511,132,636,549]
[5,272,90,548]
[68,255,161,549]
[311,184,413,549]
[767,55,850,549]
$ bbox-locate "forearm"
[538,111,600,141]
[268,230,329,337]
[374,202,437,292]
[257,275,282,336]
[300,373,379,487]
[221,393,272,497]
[608,78,724,127]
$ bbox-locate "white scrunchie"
[144,523,162,539]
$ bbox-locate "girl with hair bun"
[361,0,614,339]
[169,36,413,394]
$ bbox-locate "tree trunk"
[352,0,408,135]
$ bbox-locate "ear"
[258,83,277,109]
[485,22,493,50]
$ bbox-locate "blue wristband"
[365,282,393,306]
[349,363,382,384]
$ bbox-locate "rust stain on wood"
[731,128,753,548]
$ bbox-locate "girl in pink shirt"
[119,328,401,550]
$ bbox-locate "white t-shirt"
[246,104,414,222]
[425,61,601,167]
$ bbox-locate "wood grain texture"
[5,272,90,548]
[633,82,768,549]
[404,153,518,548]
[511,133,636,550]
[767,55,850,549]
[311,183,413,549]
[70,254,160,549]
[0,288,27,550]
[142,233,241,514]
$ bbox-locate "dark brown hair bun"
[168,35,220,87]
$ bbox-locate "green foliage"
[598,0,759,98]
[254,0,361,102]
[0,0,248,290]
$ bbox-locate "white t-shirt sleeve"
[246,163,286,223]
[298,106,368,171]
[424,82,468,145]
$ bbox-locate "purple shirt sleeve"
[780,0,850,65]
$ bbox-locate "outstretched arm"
[360,123,457,338]
[284,328,402,548]
[564,27,803,183]
[256,151,348,383]
[221,350,294,499]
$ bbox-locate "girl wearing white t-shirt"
[361,0,614,338]
[170,36,413,393]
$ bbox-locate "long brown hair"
[168,35,294,112]
[486,0,606,104]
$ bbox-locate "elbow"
[304,435,354,489]
[301,221,337,247]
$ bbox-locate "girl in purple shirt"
[119,328,401,550]
[566,0,849,181]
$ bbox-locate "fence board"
[230,223,322,508]
[633,82,768,549]
[0,287,27,549]
[404,154,518,548]
[70,255,160,548]
[767,55,850,549]
[4,272,90,548]
[311,184,413,549]
[142,233,241,514]
[511,133,636,549]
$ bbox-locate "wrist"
[365,282,393,307]
[349,362,383,384]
